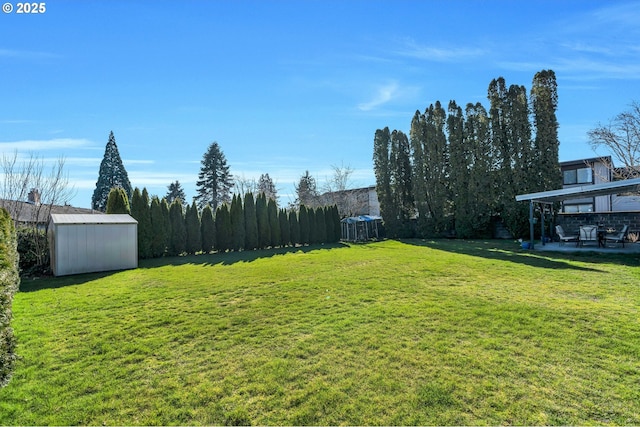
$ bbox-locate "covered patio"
[515,177,640,250]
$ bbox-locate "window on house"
[563,203,594,213]
[563,167,593,185]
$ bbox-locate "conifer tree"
[315,206,326,244]
[390,129,414,237]
[160,198,171,253]
[531,69,561,192]
[200,204,216,253]
[447,101,473,238]
[323,206,335,243]
[243,192,258,250]
[150,196,167,258]
[215,204,232,252]
[373,127,397,236]
[256,193,270,249]
[289,209,300,246]
[257,173,278,202]
[332,205,342,241]
[267,198,281,247]
[130,187,152,258]
[279,208,290,247]
[295,171,319,208]
[185,201,202,254]
[168,200,186,256]
[231,194,246,251]
[299,205,310,244]
[106,187,130,214]
[92,131,132,212]
[166,180,186,205]
[195,142,233,210]
[308,207,317,244]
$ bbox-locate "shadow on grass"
[399,238,634,272]
[19,243,348,292]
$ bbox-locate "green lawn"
[1,239,640,425]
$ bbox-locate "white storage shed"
[49,214,138,276]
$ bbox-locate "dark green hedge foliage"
[0,208,19,387]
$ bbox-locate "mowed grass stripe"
[1,240,639,425]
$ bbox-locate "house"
[319,185,380,217]
[0,188,97,230]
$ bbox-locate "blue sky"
[2,0,640,208]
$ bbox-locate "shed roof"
[50,213,138,225]
[515,177,640,203]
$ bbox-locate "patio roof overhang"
[515,177,640,204]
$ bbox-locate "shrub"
[16,227,50,276]
[0,208,19,387]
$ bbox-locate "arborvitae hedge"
[131,188,153,259]
[168,200,186,256]
[289,209,300,246]
[267,198,280,248]
[243,193,258,250]
[185,201,202,255]
[279,208,290,247]
[149,196,167,258]
[299,205,310,245]
[0,208,19,387]
[106,187,131,214]
[215,204,232,252]
[256,193,269,249]
[201,205,216,254]
[231,195,245,251]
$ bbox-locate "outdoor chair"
[555,225,578,245]
[604,225,629,248]
[578,225,598,247]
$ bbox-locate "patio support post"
[529,200,535,250]
[541,204,545,246]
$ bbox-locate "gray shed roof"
[50,213,138,225]
[515,178,640,203]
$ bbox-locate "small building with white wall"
[49,214,138,276]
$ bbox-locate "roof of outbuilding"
[515,177,640,203]
[49,214,138,225]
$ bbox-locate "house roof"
[515,177,640,203]
[0,199,97,224]
[50,214,137,225]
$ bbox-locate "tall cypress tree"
[315,206,326,244]
[243,192,258,250]
[308,207,317,244]
[195,142,234,210]
[185,200,202,254]
[160,198,171,254]
[531,69,561,192]
[131,187,152,258]
[299,205,310,245]
[92,131,132,212]
[279,208,290,247]
[289,209,300,246]
[168,200,186,256]
[215,204,232,252]
[106,187,130,214]
[267,198,281,247]
[256,193,270,249]
[150,196,167,258]
[231,194,246,251]
[447,101,472,238]
[200,204,216,253]
[390,129,414,237]
[373,127,396,236]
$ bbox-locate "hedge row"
[0,207,19,387]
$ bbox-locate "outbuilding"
[341,215,382,242]
[48,213,138,276]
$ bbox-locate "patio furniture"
[555,225,578,245]
[578,225,598,247]
[604,225,629,248]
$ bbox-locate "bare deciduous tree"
[321,163,367,217]
[1,151,76,266]
[588,101,640,180]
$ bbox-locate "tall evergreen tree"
[195,142,233,210]
[185,200,202,254]
[447,101,473,238]
[168,200,186,256]
[308,207,317,244]
[256,193,270,249]
[257,173,278,202]
[92,131,132,212]
[299,205,310,244]
[231,194,246,251]
[150,196,167,258]
[106,187,130,214]
[373,127,397,236]
[295,170,319,208]
[215,204,232,252]
[464,102,495,237]
[531,69,561,192]
[165,180,186,205]
[200,204,216,253]
[289,209,300,246]
[243,192,259,250]
[267,198,281,247]
[390,129,414,237]
[315,206,327,244]
[130,187,152,258]
[323,206,334,243]
[279,208,291,246]
[332,205,342,241]
[160,198,171,254]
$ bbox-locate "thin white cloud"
[396,38,487,62]
[358,82,399,112]
[0,48,60,60]
[0,138,94,152]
